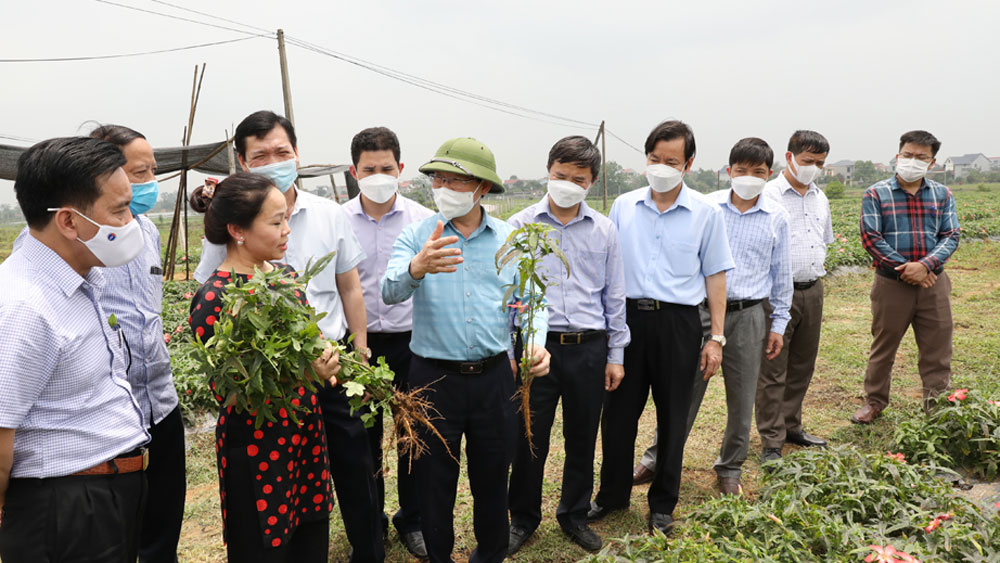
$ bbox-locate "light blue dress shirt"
[508,197,630,364]
[0,235,150,478]
[381,210,549,362]
[343,194,434,334]
[706,189,793,335]
[609,185,735,305]
[14,215,177,427]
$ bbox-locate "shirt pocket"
[664,241,701,277]
[566,249,607,294]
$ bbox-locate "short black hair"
[190,172,275,245]
[15,137,127,229]
[899,130,941,156]
[90,124,146,147]
[547,136,601,180]
[787,130,829,156]
[644,120,696,162]
[729,137,774,169]
[234,110,297,159]
[350,127,401,166]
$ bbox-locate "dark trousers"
[140,406,187,563]
[318,382,385,563]
[595,302,701,515]
[365,331,421,534]
[509,334,606,532]
[0,469,147,562]
[410,354,517,563]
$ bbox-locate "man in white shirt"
[757,130,833,463]
[193,111,382,562]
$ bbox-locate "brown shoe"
[718,476,742,495]
[850,403,883,424]
[632,463,655,485]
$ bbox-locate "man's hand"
[920,271,938,289]
[765,331,783,360]
[700,340,722,380]
[525,344,551,377]
[310,342,340,384]
[895,261,930,285]
[605,363,625,391]
[409,221,462,280]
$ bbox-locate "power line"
[0,133,38,143]
[0,36,260,63]
[148,0,273,35]
[92,0,272,38]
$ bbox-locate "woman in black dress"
[188,173,340,562]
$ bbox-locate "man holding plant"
[381,137,550,563]
[506,136,629,554]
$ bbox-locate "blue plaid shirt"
[860,176,960,273]
[0,235,149,478]
[381,210,548,362]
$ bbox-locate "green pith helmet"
[419,137,504,194]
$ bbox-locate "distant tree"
[593,161,632,198]
[309,184,332,198]
[405,175,433,208]
[853,160,879,187]
[686,169,723,193]
[825,180,846,199]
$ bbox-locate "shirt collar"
[888,175,929,192]
[722,188,779,215]
[21,234,105,297]
[344,193,403,220]
[775,171,819,195]
[639,183,693,213]
[442,206,497,240]
[534,196,595,226]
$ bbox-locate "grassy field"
[3,186,999,561]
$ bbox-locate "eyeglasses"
[899,152,933,163]
[427,172,480,188]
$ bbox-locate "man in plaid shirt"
[852,130,960,424]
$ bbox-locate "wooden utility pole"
[594,121,608,211]
[164,64,206,280]
[276,29,302,190]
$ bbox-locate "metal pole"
[595,121,607,212]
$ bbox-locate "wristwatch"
[709,334,727,347]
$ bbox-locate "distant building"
[943,153,992,178]
[874,163,892,173]
[718,165,730,181]
[824,159,855,183]
[990,157,1000,171]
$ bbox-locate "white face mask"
[730,176,767,200]
[49,207,145,267]
[788,155,821,185]
[547,179,588,208]
[433,183,482,220]
[896,158,930,183]
[646,163,685,193]
[358,174,399,204]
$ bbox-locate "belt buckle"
[459,362,483,375]
[141,448,149,471]
[637,299,658,311]
[560,333,582,345]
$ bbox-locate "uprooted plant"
[496,223,569,448]
[192,251,448,465]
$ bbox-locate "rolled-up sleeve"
[381,223,423,305]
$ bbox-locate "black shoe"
[586,501,625,522]
[785,430,827,447]
[400,530,428,559]
[762,447,782,463]
[507,525,533,556]
[649,512,674,535]
[563,524,602,552]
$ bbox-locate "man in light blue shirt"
[589,121,734,535]
[381,137,550,563]
[0,137,150,561]
[506,136,629,554]
[343,126,433,558]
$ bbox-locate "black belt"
[547,330,606,345]
[793,279,818,290]
[421,352,507,375]
[726,298,763,312]
[875,266,943,281]
[626,298,693,311]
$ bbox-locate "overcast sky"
[2,0,998,207]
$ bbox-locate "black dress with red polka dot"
[189,265,333,550]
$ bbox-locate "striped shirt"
[0,235,149,478]
[860,176,960,273]
[343,194,434,334]
[13,216,177,428]
[381,210,548,362]
[706,189,793,335]
[763,173,834,282]
[508,197,631,364]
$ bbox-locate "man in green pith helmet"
[381,137,551,563]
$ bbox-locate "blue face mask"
[248,158,298,193]
[130,180,159,215]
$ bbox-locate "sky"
[2,0,998,207]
